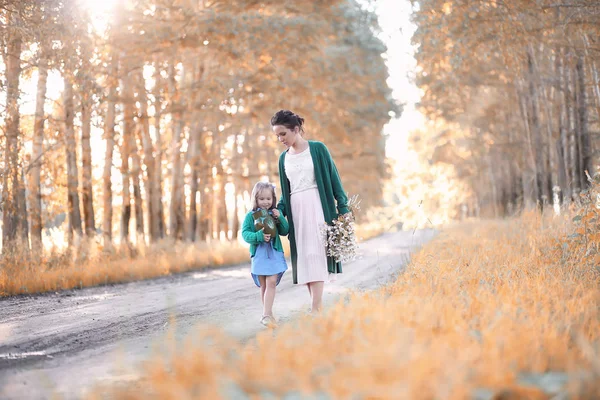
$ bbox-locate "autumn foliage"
[411,1,600,217]
[0,0,397,294]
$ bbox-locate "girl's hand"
[271,209,280,219]
[264,233,271,242]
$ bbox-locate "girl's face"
[257,189,273,210]
[272,125,300,147]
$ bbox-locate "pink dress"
[284,147,330,284]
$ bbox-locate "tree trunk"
[120,66,134,244]
[188,167,199,242]
[198,133,212,242]
[213,129,229,240]
[103,51,118,246]
[576,55,592,188]
[264,141,273,183]
[231,132,242,240]
[168,62,185,240]
[136,70,159,242]
[29,49,48,251]
[537,64,556,203]
[170,119,185,240]
[121,66,144,243]
[219,174,229,241]
[63,73,83,243]
[2,23,26,251]
[556,47,569,203]
[187,124,200,242]
[185,58,204,242]
[527,50,547,210]
[153,60,166,239]
[567,56,581,195]
[505,115,521,214]
[80,49,96,237]
[583,34,600,125]
[508,154,522,215]
[232,186,241,240]
[516,85,536,209]
[486,150,499,218]
[18,169,29,241]
[588,58,600,121]
[130,130,145,241]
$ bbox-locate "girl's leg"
[308,281,324,313]
[258,276,267,306]
[263,274,278,318]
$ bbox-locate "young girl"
[241,181,289,327]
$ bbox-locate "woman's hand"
[272,209,280,219]
[264,233,271,242]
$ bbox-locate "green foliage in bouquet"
[253,209,277,237]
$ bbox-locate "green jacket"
[241,209,289,256]
[277,140,349,284]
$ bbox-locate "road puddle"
[0,351,53,360]
[73,293,117,302]
[192,268,247,280]
[0,323,14,342]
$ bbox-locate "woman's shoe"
[260,315,277,327]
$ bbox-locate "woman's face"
[272,125,300,148]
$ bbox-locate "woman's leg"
[307,281,324,313]
[258,275,267,306]
[263,275,278,317]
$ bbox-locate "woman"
[271,109,349,313]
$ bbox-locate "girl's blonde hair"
[250,181,277,211]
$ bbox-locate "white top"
[284,147,318,194]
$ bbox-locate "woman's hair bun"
[270,109,305,131]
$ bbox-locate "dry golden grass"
[99,211,600,400]
[0,239,250,297]
[0,221,385,298]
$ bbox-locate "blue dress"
[251,241,288,287]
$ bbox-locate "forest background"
[1,0,598,289]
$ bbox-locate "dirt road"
[0,229,435,399]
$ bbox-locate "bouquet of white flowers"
[320,194,361,263]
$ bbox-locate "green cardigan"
[241,210,289,256]
[277,140,349,284]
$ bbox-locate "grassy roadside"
[0,240,250,297]
[97,212,600,399]
[0,223,385,297]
